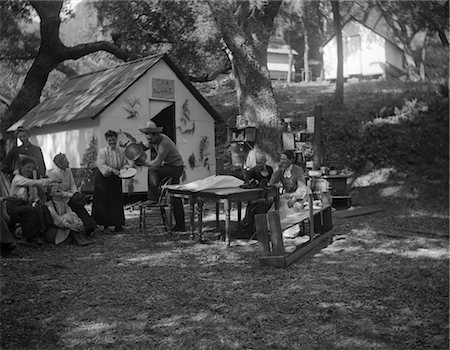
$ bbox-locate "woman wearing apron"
[92,130,129,232]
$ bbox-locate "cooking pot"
[125,142,147,165]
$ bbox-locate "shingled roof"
[9,54,222,131]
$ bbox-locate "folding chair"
[139,177,172,233]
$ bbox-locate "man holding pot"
[138,121,186,232]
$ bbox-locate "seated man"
[139,121,186,232]
[239,152,274,237]
[47,153,98,237]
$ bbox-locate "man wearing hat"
[47,153,98,236]
[139,120,186,232]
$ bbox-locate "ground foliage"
[1,80,449,349]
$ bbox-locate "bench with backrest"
[255,194,333,267]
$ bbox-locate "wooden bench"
[255,195,333,267]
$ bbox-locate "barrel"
[312,177,330,193]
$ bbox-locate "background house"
[322,18,404,80]
[267,37,298,82]
[8,54,222,193]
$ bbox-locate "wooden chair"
[139,177,172,234]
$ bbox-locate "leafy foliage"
[0,0,38,61]
[93,0,228,79]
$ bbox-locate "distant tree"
[275,0,304,82]
[331,0,344,107]
[275,0,325,82]
[375,0,449,81]
[415,0,449,47]
[207,0,283,160]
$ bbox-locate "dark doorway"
[151,103,175,142]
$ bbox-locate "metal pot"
[125,142,145,161]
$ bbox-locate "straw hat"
[44,226,70,245]
[138,120,163,134]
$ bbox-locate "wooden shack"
[8,54,222,193]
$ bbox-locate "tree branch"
[187,61,232,82]
[419,11,449,47]
[59,41,132,62]
[0,94,11,107]
[56,62,78,78]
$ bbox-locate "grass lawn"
[1,80,448,349]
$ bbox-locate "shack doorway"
[150,101,175,142]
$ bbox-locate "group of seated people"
[238,149,312,239]
[1,122,187,252]
[2,153,96,248]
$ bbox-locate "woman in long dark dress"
[92,130,129,232]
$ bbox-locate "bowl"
[119,168,137,179]
[308,170,322,177]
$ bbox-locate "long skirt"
[92,169,125,227]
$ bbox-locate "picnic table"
[167,186,279,246]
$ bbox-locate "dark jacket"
[3,144,46,178]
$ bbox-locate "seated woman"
[48,153,98,236]
[239,152,274,237]
[46,185,92,246]
[5,156,55,245]
[268,150,311,239]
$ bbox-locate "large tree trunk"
[207,1,283,162]
[0,0,130,134]
[331,0,344,107]
[2,53,57,133]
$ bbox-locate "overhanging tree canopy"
[0,0,131,134]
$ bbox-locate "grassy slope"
[205,79,449,208]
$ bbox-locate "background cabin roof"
[9,54,223,131]
[268,37,298,55]
[322,15,403,52]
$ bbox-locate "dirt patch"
[1,184,448,350]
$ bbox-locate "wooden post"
[267,211,285,256]
[312,105,322,170]
[308,194,314,240]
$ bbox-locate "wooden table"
[167,186,279,246]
